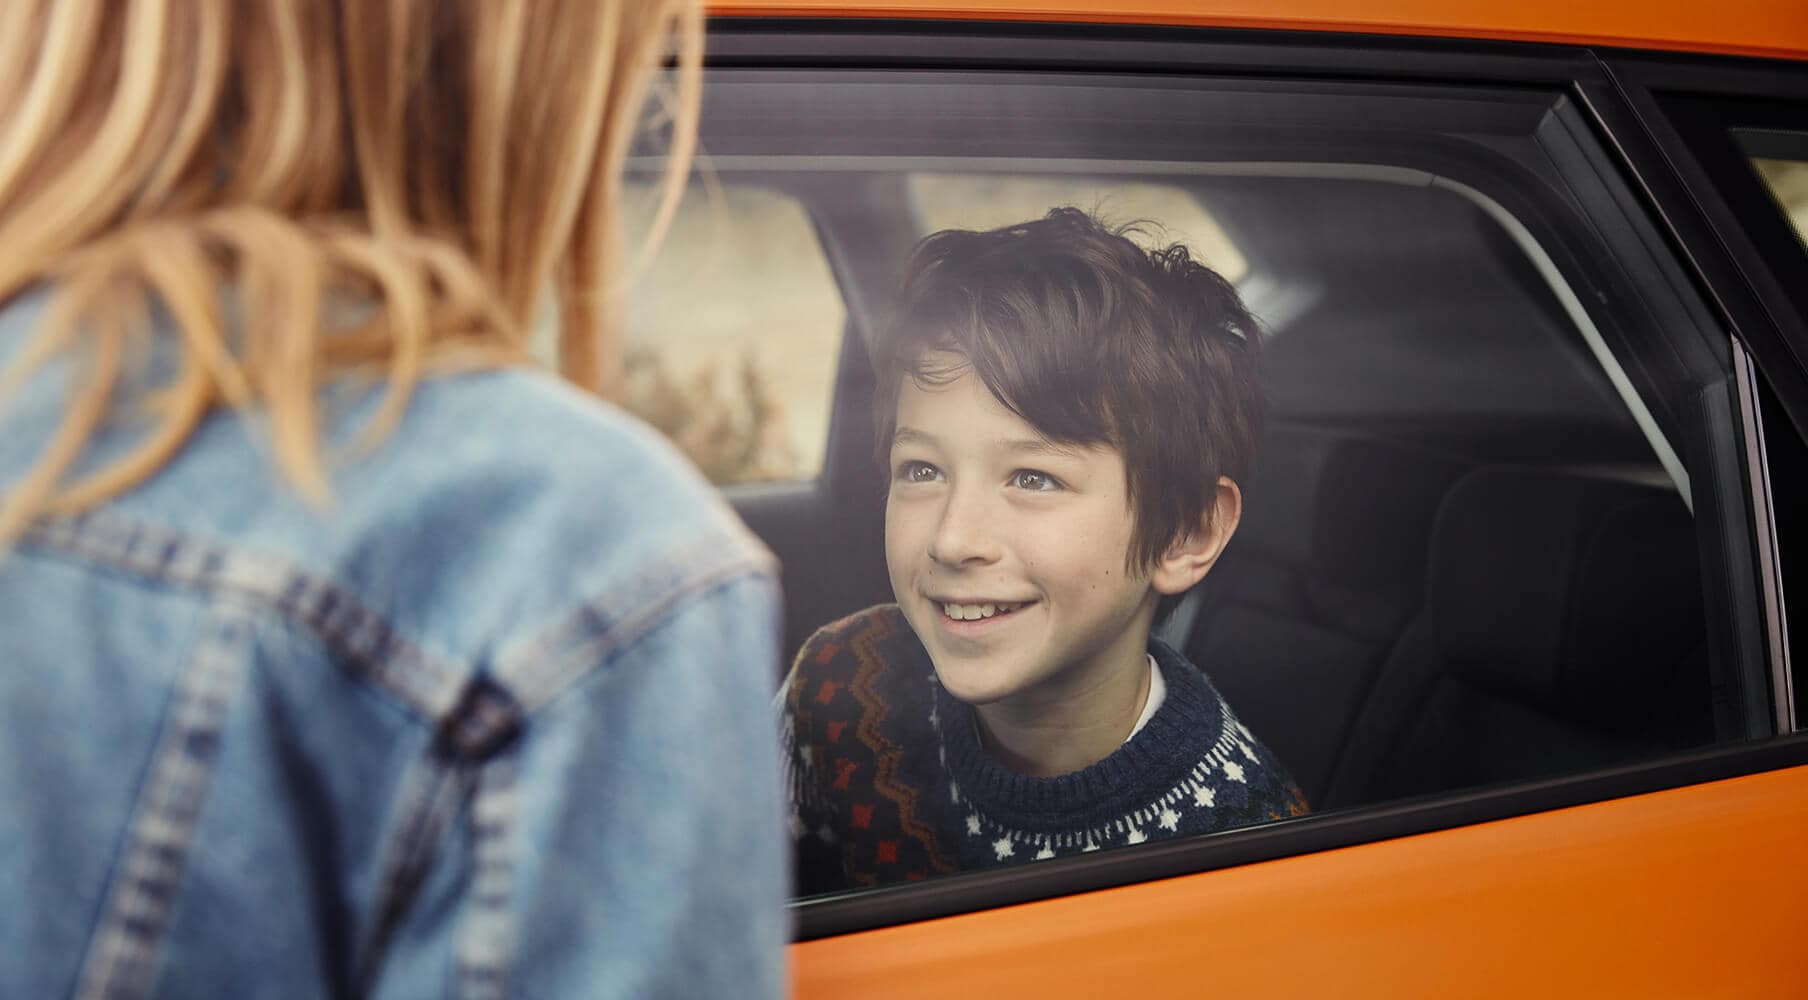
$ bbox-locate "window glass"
[908,174,1248,282]
[695,72,1748,904]
[609,184,844,484]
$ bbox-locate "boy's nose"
[928,489,1001,567]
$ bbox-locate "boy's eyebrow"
[1001,437,1083,459]
[893,425,1082,460]
[891,426,937,449]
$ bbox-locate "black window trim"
[692,18,1808,940]
[1599,58,1808,458]
[1597,57,1808,736]
[1734,338,1797,732]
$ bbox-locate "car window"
[908,173,1248,282]
[609,183,845,484]
[693,70,1764,916]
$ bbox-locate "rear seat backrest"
[1183,426,1466,804]
[1321,466,1713,809]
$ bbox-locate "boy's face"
[885,354,1159,711]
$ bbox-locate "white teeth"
[942,602,1018,620]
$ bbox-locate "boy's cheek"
[883,505,927,550]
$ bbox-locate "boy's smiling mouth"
[937,600,1035,621]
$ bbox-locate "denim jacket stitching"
[497,531,777,711]
[355,752,468,995]
[25,502,770,996]
[357,676,530,987]
[73,602,258,1000]
[454,756,521,1000]
[25,510,467,721]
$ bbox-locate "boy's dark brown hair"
[874,206,1264,582]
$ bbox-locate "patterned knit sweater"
[780,605,1308,893]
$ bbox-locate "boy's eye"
[895,460,943,484]
[1010,469,1061,492]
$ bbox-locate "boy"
[780,208,1305,893]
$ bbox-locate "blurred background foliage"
[622,345,798,485]
[616,182,844,486]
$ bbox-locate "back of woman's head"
[0,0,701,535]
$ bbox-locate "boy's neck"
[973,641,1155,778]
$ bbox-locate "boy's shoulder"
[780,603,942,795]
[782,604,962,888]
[784,603,920,708]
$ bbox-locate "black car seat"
[1177,426,1468,804]
[1320,465,1715,809]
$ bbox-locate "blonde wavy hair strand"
[0,0,703,540]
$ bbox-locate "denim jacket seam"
[22,510,535,994]
[22,510,774,995]
[22,510,470,723]
[453,755,520,1000]
[72,600,261,1000]
[354,750,466,994]
[495,533,777,713]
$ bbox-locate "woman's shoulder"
[108,364,776,675]
[378,366,718,509]
[337,368,778,655]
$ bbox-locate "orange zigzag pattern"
[848,610,958,875]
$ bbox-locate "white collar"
[1124,652,1165,743]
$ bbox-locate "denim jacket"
[0,292,788,999]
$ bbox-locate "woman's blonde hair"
[0,0,703,539]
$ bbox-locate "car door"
[633,12,1808,995]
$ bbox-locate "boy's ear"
[1150,477,1243,596]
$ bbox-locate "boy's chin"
[925,658,1021,708]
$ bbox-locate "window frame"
[1602,56,1808,736]
[699,19,1808,939]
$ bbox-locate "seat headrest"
[1240,427,1465,593]
[1426,466,1701,717]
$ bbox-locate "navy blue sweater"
[781,605,1306,893]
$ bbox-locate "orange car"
[644,2,1808,994]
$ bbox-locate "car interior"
[729,165,1718,813]
[628,70,1737,890]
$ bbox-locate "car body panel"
[709,1,1808,62]
[793,762,1808,997]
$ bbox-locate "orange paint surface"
[710,0,1808,62]
[792,763,1808,998]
